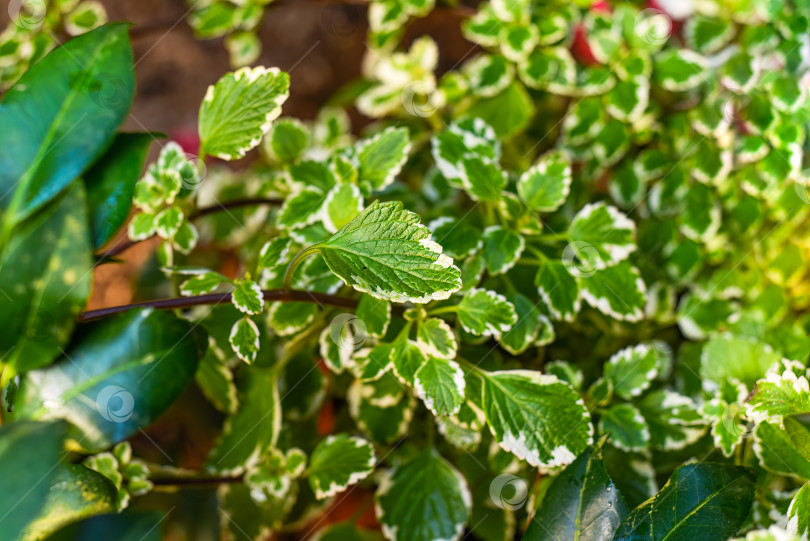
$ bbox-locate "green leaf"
[0,24,134,229]
[480,369,592,470]
[465,81,535,139]
[0,421,68,541]
[180,271,229,296]
[613,463,755,541]
[323,182,364,233]
[637,390,706,451]
[788,482,810,539]
[604,342,671,400]
[701,334,781,392]
[84,133,154,248]
[580,262,646,322]
[753,421,810,480]
[414,357,465,416]
[208,365,280,473]
[308,434,376,499]
[196,345,238,414]
[198,66,290,160]
[17,309,204,452]
[460,156,507,202]
[517,150,572,212]
[568,202,636,270]
[428,217,483,260]
[785,414,810,464]
[498,292,548,355]
[317,201,462,303]
[599,403,650,453]
[232,279,264,315]
[21,464,118,541]
[230,316,261,364]
[0,183,92,374]
[356,127,410,191]
[746,361,810,424]
[417,317,457,359]
[311,522,383,541]
[482,226,524,275]
[375,448,471,541]
[348,377,415,444]
[653,49,710,92]
[267,301,317,335]
[456,288,517,337]
[524,437,628,541]
[356,295,391,338]
[432,118,500,183]
[535,259,581,321]
[267,118,309,162]
[391,339,428,384]
[278,187,328,230]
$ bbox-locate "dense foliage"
[3,0,810,539]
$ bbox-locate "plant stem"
[78,289,357,322]
[283,245,321,292]
[427,306,458,317]
[150,474,244,487]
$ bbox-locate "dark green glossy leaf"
[45,510,165,541]
[0,420,67,541]
[16,309,205,452]
[84,133,155,248]
[524,437,627,541]
[613,463,755,541]
[21,464,117,541]
[0,182,92,375]
[0,24,135,231]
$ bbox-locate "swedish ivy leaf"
[606,78,650,123]
[498,292,546,355]
[127,211,156,241]
[180,271,229,296]
[701,334,781,392]
[317,201,462,303]
[432,118,500,182]
[267,302,317,335]
[524,436,628,541]
[599,404,650,453]
[480,370,593,471]
[375,449,471,541]
[232,279,264,315]
[684,15,735,54]
[199,66,290,160]
[604,342,671,400]
[154,206,184,239]
[702,384,748,458]
[465,53,514,98]
[580,262,646,322]
[569,202,636,269]
[788,483,810,539]
[536,259,581,321]
[196,344,238,415]
[356,127,410,191]
[460,156,507,202]
[229,317,260,364]
[785,414,810,464]
[266,118,309,163]
[173,220,198,254]
[259,237,292,268]
[746,361,810,425]
[753,421,810,480]
[356,295,391,338]
[319,325,353,374]
[391,340,428,384]
[613,463,755,541]
[414,358,466,416]
[467,81,535,139]
[308,434,376,499]
[417,318,457,359]
[348,378,415,444]
[355,343,397,382]
[289,160,337,192]
[770,75,807,113]
[456,288,517,337]
[428,217,483,259]
[482,226,524,274]
[278,187,328,229]
[545,360,583,390]
[638,390,706,451]
[653,49,710,92]
[517,150,572,212]
[323,182,364,233]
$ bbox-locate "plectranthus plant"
[3,0,810,539]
